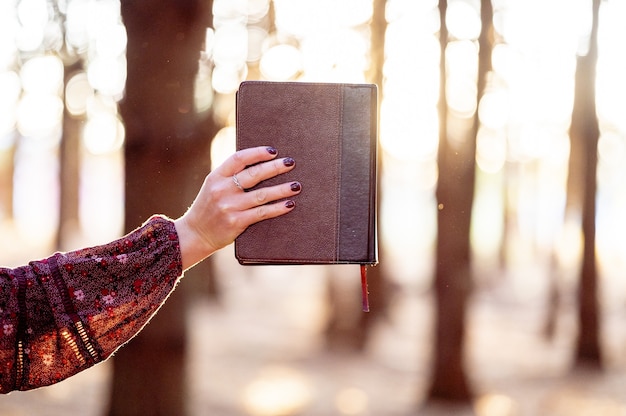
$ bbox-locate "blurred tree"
[56,61,82,251]
[570,0,602,367]
[357,0,390,332]
[0,144,14,221]
[427,0,493,403]
[107,1,217,415]
[325,0,389,351]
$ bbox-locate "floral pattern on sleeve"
[0,215,183,393]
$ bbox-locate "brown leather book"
[234,81,378,266]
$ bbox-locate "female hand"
[174,146,300,269]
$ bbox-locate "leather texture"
[234,81,378,265]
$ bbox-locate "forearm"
[0,215,183,393]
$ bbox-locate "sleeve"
[0,215,183,393]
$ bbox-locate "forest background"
[1,0,626,415]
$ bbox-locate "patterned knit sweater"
[0,215,183,393]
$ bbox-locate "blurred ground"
[2,238,626,416]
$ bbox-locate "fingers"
[244,180,301,209]
[220,146,296,191]
[236,156,295,190]
[220,146,279,176]
[238,196,298,227]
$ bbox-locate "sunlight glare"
[386,0,438,24]
[65,0,90,52]
[15,45,64,140]
[446,40,478,118]
[247,0,271,24]
[497,0,586,56]
[471,171,504,263]
[0,71,21,136]
[194,59,214,113]
[598,132,625,168]
[476,129,506,174]
[95,23,126,58]
[79,151,124,245]
[13,141,59,244]
[242,366,312,416]
[210,126,236,169]
[0,9,16,64]
[491,43,523,85]
[508,126,553,161]
[379,1,440,164]
[212,23,248,92]
[299,28,368,81]
[17,94,63,139]
[83,112,124,155]
[65,72,94,117]
[259,44,302,81]
[17,0,48,29]
[380,101,438,162]
[447,76,477,118]
[272,0,332,36]
[247,26,268,62]
[474,393,518,416]
[20,55,63,95]
[446,0,481,41]
[213,0,247,28]
[478,90,510,130]
[15,0,47,52]
[87,55,127,97]
[212,62,248,94]
[66,0,122,53]
[596,1,626,134]
[335,387,369,415]
[329,0,373,27]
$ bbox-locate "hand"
[174,146,300,269]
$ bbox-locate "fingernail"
[290,182,301,192]
[267,147,277,155]
[283,157,295,167]
[285,200,295,209]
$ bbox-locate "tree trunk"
[428,0,493,403]
[56,62,83,251]
[107,1,213,415]
[0,138,15,221]
[429,0,472,401]
[571,0,602,367]
[358,0,390,324]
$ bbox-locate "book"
[234,81,378,269]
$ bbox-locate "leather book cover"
[234,81,378,265]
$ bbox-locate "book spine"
[338,84,378,264]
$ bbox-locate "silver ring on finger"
[232,174,244,191]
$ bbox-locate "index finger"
[218,146,278,176]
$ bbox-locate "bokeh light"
[65,72,94,117]
[447,0,481,40]
[16,93,63,139]
[259,44,302,81]
[242,366,312,416]
[0,71,21,137]
[334,387,369,415]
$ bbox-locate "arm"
[0,216,181,392]
[0,146,300,392]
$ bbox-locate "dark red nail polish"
[285,200,295,209]
[290,182,301,192]
[283,157,295,167]
[267,147,277,155]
